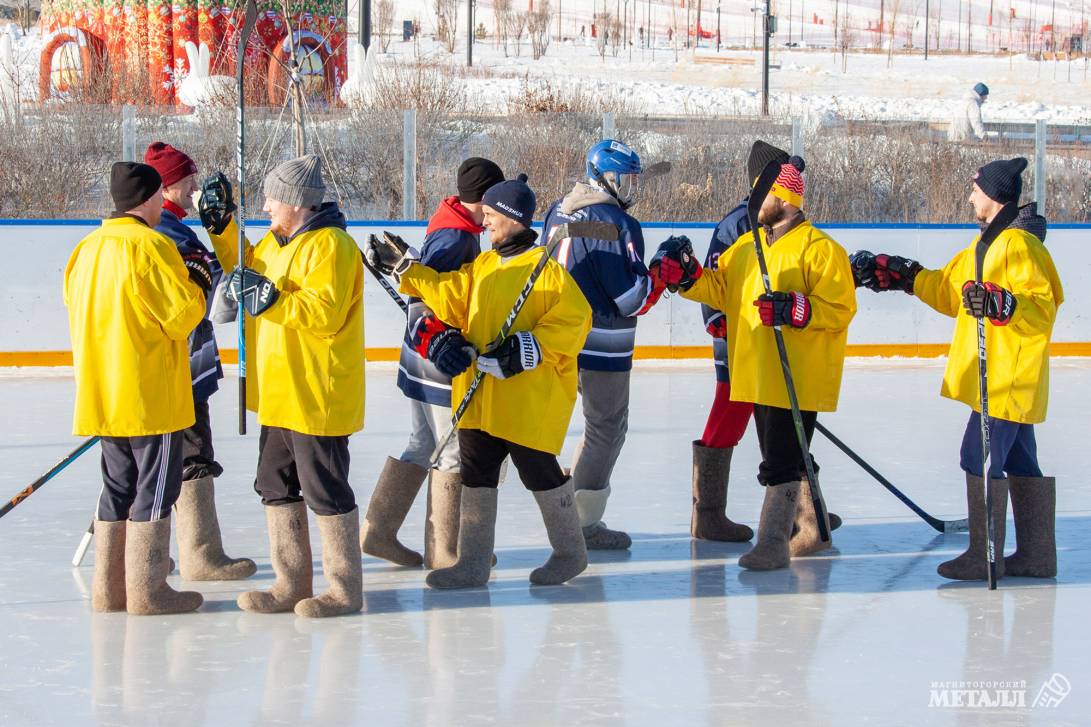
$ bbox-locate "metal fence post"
[403,108,417,220]
[602,111,616,140]
[791,116,803,157]
[121,105,137,162]
[1034,119,1046,214]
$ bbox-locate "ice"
[1,359,1089,725]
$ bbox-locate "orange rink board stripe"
[3,343,1091,367]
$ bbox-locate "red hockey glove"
[755,291,811,328]
[706,314,727,338]
[962,281,1017,325]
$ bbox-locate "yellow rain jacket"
[64,216,206,436]
[682,220,857,412]
[399,246,592,455]
[913,228,1063,424]
[210,207,365,437]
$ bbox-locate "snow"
[1,359,1089,724]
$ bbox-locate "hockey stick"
[748,159,831,543]
[235,0,259,436]
[72,520,93,567]
[814,422,968,533]
[429,220,620,466]
[0,437,100,520]
[973,201,1019,590]
[364,235,409,313]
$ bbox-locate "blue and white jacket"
[703,200,750,384]
[396,196,483,406]
[542,183,654,372]
[155,204,224,403]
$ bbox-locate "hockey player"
[366,176,593,589]
[361,157,505,569]
[541,139,665,550]
[143,141,256,582]
[854,159,1063,580]
[653,142,857,571]
[65,161,208,614]
[694,196,843,546]
[199,155,365,617]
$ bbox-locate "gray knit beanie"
[263,154,326,208]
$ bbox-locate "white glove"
[209,277,238,323]
[476,331,541,380]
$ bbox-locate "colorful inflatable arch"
[37,0,347,106]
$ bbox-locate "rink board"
[1,220,1087,365]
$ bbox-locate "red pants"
[700,381,754,448]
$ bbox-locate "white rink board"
[1,221,1087,354]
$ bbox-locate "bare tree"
[374,0,396,52]
[840,13,856,72]
[886,0,903,66]
[18,0,35,34]
[494,0,513,55]
[609,11,623,56]
[433,0,459,53]
[596,12,612,61]
[504,7,527,58]
[526,0,553,60]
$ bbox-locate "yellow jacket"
[210,211,365,436]
[399,246,592,455]
[913,228,1063,424]
[682,220,857,412]
[64,216,206,436]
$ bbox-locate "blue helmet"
[586,139,643,208]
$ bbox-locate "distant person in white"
[949,82,989,142]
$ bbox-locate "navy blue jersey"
[704,200,750,384]
[156,207,223,402]
[397,199,483,406]
[542,190,652,372]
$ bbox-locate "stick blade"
[237,0,259,58]
[643,161,672,178]
[944,518,970,534]
[550,221,620,244]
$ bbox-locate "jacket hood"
[278,202,347,246]
[426,196,484,236]
[1011,202,1048,242]
[559,181,619,216]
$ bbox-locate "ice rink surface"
[1,359,1088,726]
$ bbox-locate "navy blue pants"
[959,411,1042,479]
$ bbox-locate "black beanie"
[482,174,536,227]
[457,157,505,203]
[973,157,1028,205]
[110,161,162,212]
[747,140,790,186]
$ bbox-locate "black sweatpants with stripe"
[97,432,184,522]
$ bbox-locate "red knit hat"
[143,142,198,189]
[770,157,805,208]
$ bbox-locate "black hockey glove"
[181,250,214,293]
[849,250,880,290]
[225,267,279,316]
[962,281,1017,325]
[477,331,541,380]
[650,235,702,292]
[198,172,236,235]
[873,254,923,293]
[755,291,811,328]
[365,232,420,278]
[412,314,476,378]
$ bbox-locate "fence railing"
[6,107,1089,222]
